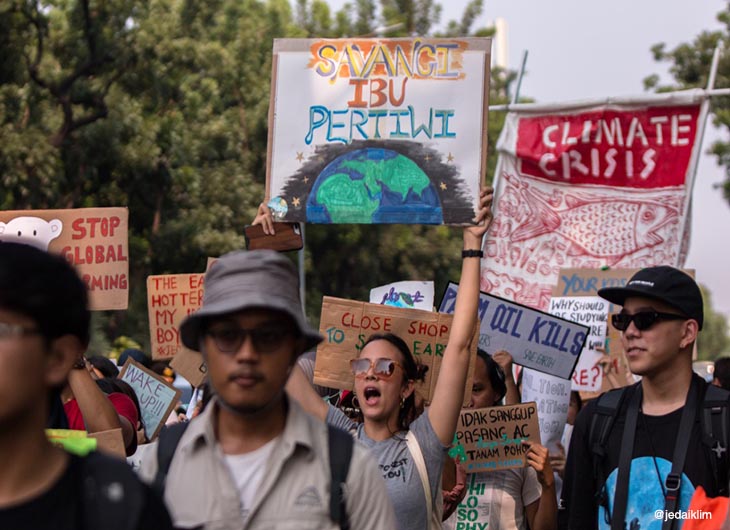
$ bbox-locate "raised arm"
[493,350,521,405]
[427,186,494,445]
[524,442,557,530]
[285,363,329,422]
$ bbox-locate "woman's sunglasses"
[611,311,687,332]
[350,358,403,378]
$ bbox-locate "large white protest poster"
[369,280,434,310]
[266,38,490,225]
[520,367,570,452]
[481,92,703,311]
[439,282,589,380]
[548,296,608,392]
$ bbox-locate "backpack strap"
[611,384,641,530]
[327,425,353,530]
[151,421,189,498]
[588,384,631,525]
[405,430,442,529]
[701,383,730,496]
[661,376,699,530]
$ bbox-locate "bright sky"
[326,0,730,318]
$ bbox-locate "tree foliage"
[698,285,730,360]
[1,0,518,349]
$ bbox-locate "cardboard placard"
[552,268,640,298]
[313,296,478,403]
[46,429,97,456]
[119,358,182,441]
[266,37,491,226]
[89,428,125,459]
[548,296,608,392]
[449,402,540,472]
[369,281,434,310]
[170,348,207,388]
[520,367,570,451]
[440,282,589,380]
[147,273,205,360]
[0,208,129,310]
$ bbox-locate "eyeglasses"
[0,321,41,339]
[611,311,688,332]
[205,325,292,353]
[350,358,403,378]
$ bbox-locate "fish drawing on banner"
[504,173,679,266]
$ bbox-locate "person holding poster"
[284,187,494,530]
[559,266,730,530]
[444,349,557,530]
[0,243,172,530]
[140,250,396,529]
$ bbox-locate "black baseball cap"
[598,266,703,330]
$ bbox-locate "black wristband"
[461,249,484,258]
[72,356,87,370]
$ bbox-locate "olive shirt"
[139,397,396,530]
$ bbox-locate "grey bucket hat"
[179,250,322,352]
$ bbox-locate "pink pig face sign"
[0,216,63,251]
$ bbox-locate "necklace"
[639,406,667,498]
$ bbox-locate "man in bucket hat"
[141,250,395,529]
[559,266,730,530]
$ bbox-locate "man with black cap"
[140,249,396,529]
[558,266,730,530]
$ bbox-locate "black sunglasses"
[205,325,291,353]
[611,311,687,332]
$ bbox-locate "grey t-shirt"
[327,405,447,530]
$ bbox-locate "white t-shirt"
[222,438,277,521]
[443,467,542,530]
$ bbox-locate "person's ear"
[679,319,699,350]
[44,335,85,387]
[401,378,415,401]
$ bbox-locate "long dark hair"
[477,349,507,406]
[361,333,428,431]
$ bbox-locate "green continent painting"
[306,148,442,224]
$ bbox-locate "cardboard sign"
[170,348,207,388]
[369,281,434,310]
[552,268,640,298]
[119,358,182,440]
[313,296,478,403]
[449,403,540,472]
[440,282,589,380]
[46,429,97,456]
[89,428,126,459]
[520,367,570,451]
[147,273,205,360]
[266,38,491,226]
[0,208,129,310]
[548,296,608,392]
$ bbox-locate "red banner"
[483,95,702,310]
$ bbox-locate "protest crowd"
[2,23,730,530]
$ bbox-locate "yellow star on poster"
[292,197,301,207]
[296,152,304,162]
[303,176,309,183]
[447,152,455,163]
[424,154,432,162]
[440,182,447,191]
